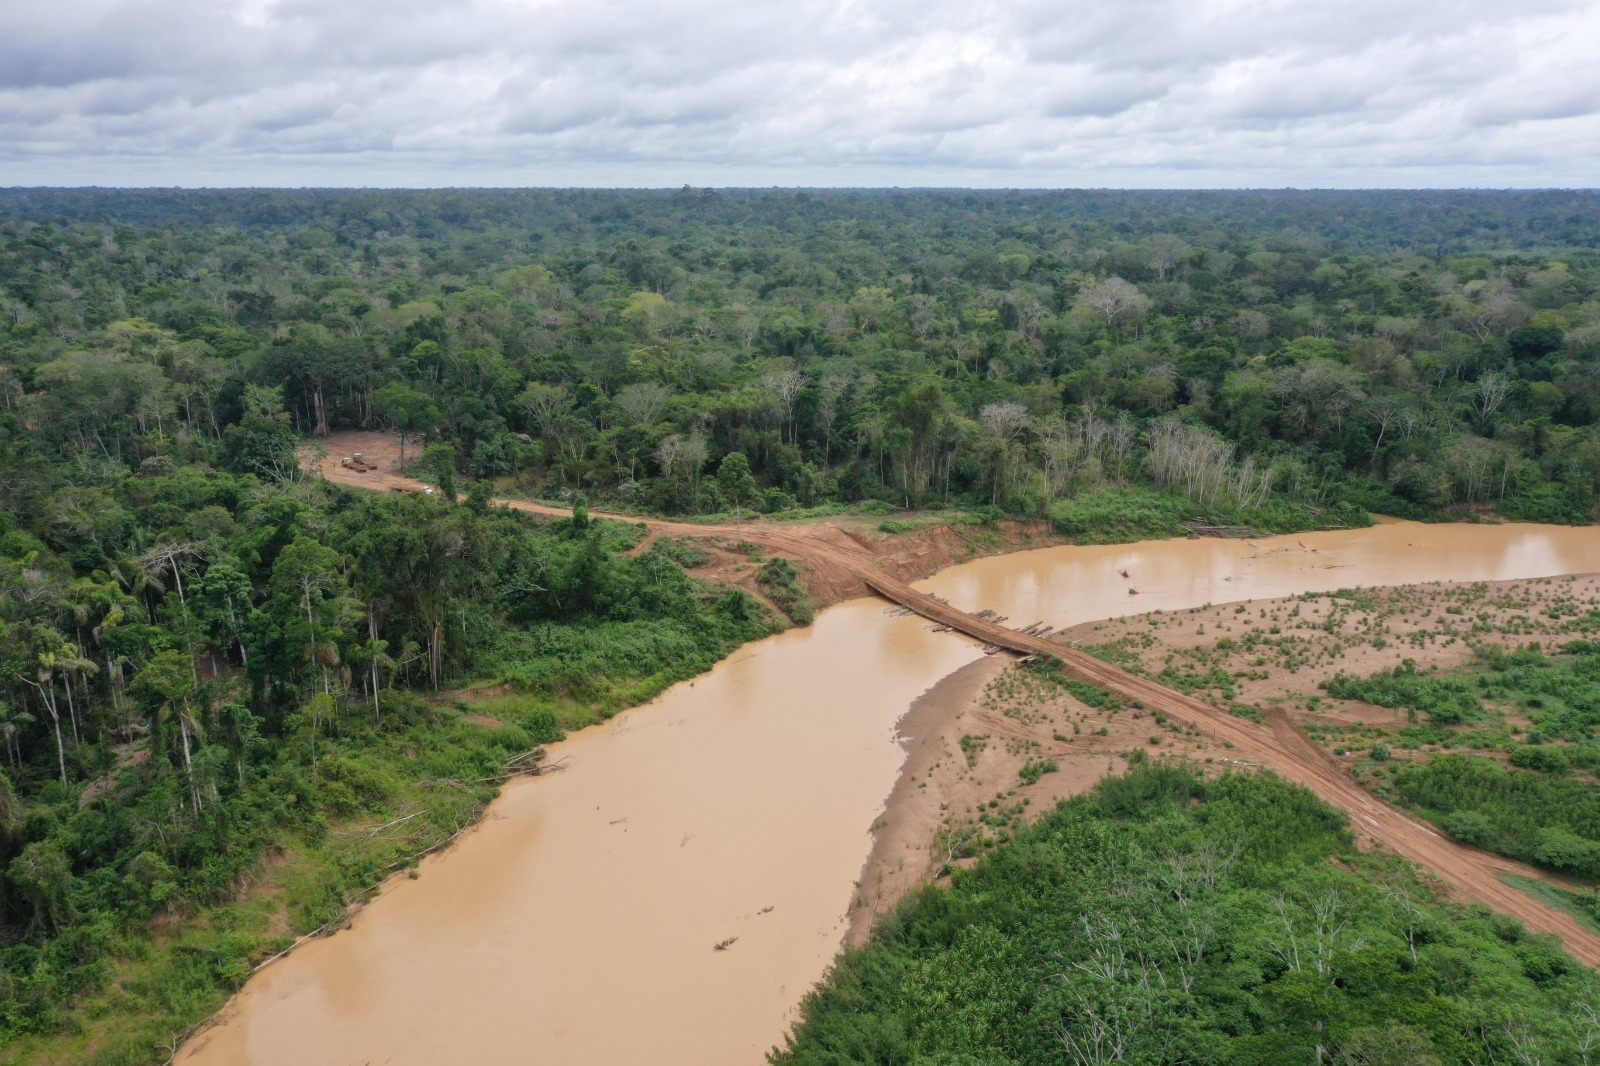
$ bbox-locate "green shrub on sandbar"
[774,764,1597,1065]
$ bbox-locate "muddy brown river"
[180,521,1600,1066]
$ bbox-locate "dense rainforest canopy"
[773,763,1600,1064]
[2,188,1598,526]
[1,187,1598,1061]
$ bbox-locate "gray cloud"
[1,0,1596,186]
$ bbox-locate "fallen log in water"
[478,751,567,784]
[1183,520,1266,539]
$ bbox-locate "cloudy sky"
[4,0,1598,187]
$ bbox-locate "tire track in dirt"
[314,438,1600,966]
[855,569,1600,966]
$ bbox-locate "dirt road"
[313,432,1600,965]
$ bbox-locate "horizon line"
[4,185,1599,194]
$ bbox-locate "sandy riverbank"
[848,572,1600,947]
[846,648,1211,944]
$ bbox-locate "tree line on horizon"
[1,187,1597,531]
[0,187,1598,1060]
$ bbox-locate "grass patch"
[756,556,817,625]
[1049,485,1367,545]
[1062,678,1123,712]
[1324,660,1482,725]
[1501,873,1600,933]
[876,510,992,535]
[1018,759,1058,786]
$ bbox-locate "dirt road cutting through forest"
[314,432,1600,965]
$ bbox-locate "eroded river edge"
[182,521,1600,1066]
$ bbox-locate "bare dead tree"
[654,435,683,480]
[949,332,979,376]
[1052,907,1176,1066]
[1269,887,1368,978]
[1104,414,1138,485]
[760,368,807,444]
[1269,361,1366,438]
[1012,296,1047,340]
[978,401,1031,504]
[1363,395,1413,464]
[1232,309,1271,343]
[1076,277,1151,335]
[732,314,760,350]
[1037,416,1080,501]
[614,382,672,427]
[1569,1000,1600,1065]
[1145,234,1191,280]
[907,293,938,339]
[1230,456,1276,511]
[680,433,709,512]
[1449,286,1527,341]
[517,382,572,438]
[1501,1017,1545,1066]
[1146,417,1235,508]
[1473,371,1516,427]
[1378,878,1430,966]
[814,373,851,465]
[135,541,205,609]
[980,401,1030,443]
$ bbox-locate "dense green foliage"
[2,187,1600,1058]
[1326,660,1484,725]
[1,690,534,1060]
[2,189,1598,537]
[1396,755,1600,880]
[774,763,1599,1064]
[1060,677,1124,712]
[1479,642,1600,742]
[756,556,816,625]
[1359,645,1600,886]
[0,439,773,1056]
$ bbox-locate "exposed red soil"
[311,430,1600,966]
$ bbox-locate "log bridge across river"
[313,432,1600,968]
[849,565,1600,966]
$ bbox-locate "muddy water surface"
[920,520,1600,630]
[179,604,985,1066]
[182,521,1600,1066]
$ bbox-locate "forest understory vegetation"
[2,188,1599,1062]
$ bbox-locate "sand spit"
[849,573,1600,956]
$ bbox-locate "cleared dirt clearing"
[313,431,1600,965]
